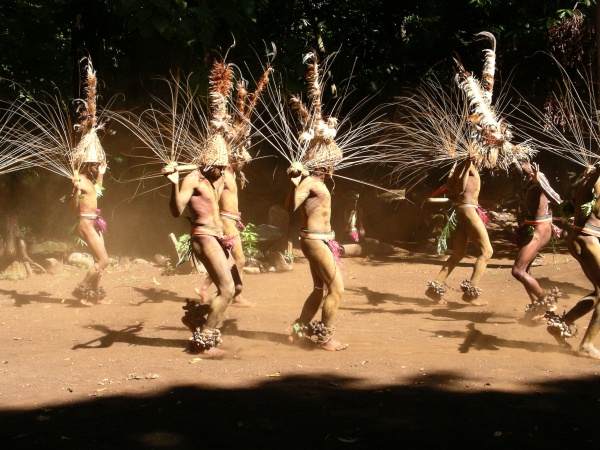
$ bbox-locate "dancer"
[287,164,347,351]
[419,32,534,305]
[425,156,492,305]
[195,63,273,307]
[284,54,347,351]
[545,164,600,358]
[167,134,241,358]
[510,160,563,320]
[71,160,110,305]
[67,62,110,305]
[253,51,394,350]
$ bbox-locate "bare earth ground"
[1,240,600,449]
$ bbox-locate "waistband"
[220,210,241,220]
[300,229,335,241]
[191,224,224,238]
[572,223,600,238]
[80,214,99,220]
[523,215,553,225]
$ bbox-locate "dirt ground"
[1,236,600,449]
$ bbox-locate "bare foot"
[320,338,348,351]
[547,327,573,350]
[79,299,94,307]
[425,286,446,304]
[435,298,448,305]
[524,310,546,323]
[97,298,112,305]
[197,347,226,359]
[577,346,600,359]
[463,297,488,306]
[194,287,211,304]
[231,295,255,308]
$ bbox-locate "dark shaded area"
[1,374,598,449]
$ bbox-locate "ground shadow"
[72,323,188,350]
[0,288,80,308]
[430,323,569,355]
[130,287,185,305]
[221,319,309,348]
[1,373,599,449]
[345,286,409,307]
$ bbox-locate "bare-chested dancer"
[425,157,492,305]
[166,164,242,358]
[546,164,600,359]
[194,161,252,307]
[287,167,347,351]
[511,161,563,320]
[71,162,110,306]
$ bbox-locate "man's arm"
[459,159,472,195]
[285,183,296,214]
[530,163,562,205]
[167,170,195,217]
[293,180,312,211]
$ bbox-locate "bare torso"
[295,175,332,232]
[574,170,600,228]
[219,167,240,214]
[186,170,222,227]
[521,184,551,219]
[448,159,480,206]
[74,175,98,215]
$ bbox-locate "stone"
[68,252,94,268]
[3,261,28,279]
[153,254,168,266]
[265,251,290,271]
[132,258,150,265]
[253,224,283,244]
[43,258,64,275]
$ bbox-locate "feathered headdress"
[191,59,235,169]
[455,32,533,170]
[288,52,342,175]
[72,60,106,166]
[229,61,274,165]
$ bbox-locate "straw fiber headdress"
[455,32,534,170]
[288,52,342,176]
[72,61,106,167]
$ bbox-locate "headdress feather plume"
[209,60,234,135]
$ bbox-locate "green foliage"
[240,223,259,259]
[176,233,192,265]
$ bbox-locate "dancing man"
[287,163,347,351]
[425,156,492,305]
[546,164,600,358]
[511,160,563,320]
[71,160,110,305]
[194,159,252,307]
[70,60,110,306]
[167,135,242,358]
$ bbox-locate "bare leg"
[76,220,110,306]
[512,224,550,297]
[227,226,252,307]
[194,276,215,304]
[434,226,468,285]
[456,206,492,306]
[298,239,347,351]
[578,304,600,359]
[548,232,600,353]
[512,223,553,319]
[190,235,236,358]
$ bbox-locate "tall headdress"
[288,53,342,176]
[455,32,533,170]
[72,61,107,167]
[192,59,235,169]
